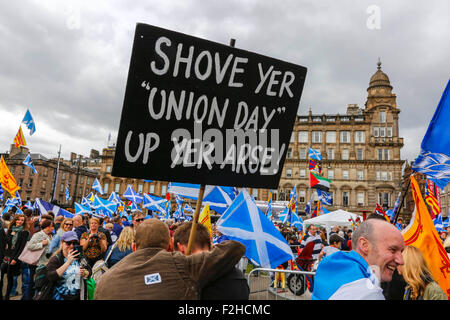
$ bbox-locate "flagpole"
[50,144,62,203]
[392,175,411,225]
[186,184,205,255]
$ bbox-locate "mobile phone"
[73,245,83,259]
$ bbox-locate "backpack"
[33,253,64,300]
[91,242,117,283]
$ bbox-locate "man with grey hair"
[312,218,405,300]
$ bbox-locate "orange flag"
[402,175,450,298]
[199,204,212,240]
[13,126,27,147]
[0,156,21,197]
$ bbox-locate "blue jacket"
[105,245,133,268]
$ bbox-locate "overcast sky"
[0,0,449,163]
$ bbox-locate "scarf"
[11,225,24,248]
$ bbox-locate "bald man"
[94,219,245,300]
[312,219,405,300]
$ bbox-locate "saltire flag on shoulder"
[308,148,322,161]
[375,203,390,222]
[22,109,36,135]
[402,175,450,298]
[75,202,92,215]
[216,189,294,269]
[317,189,332,206]
[425,179,440,219]
[310,172,330,192]
[92,178,104,195]
[199,204,212,240]
[0,156,20,197]
[412,79,450,189]
[23,154,38,174]
[13,126,27,148]
[123,185,143,204]
[35,198,73,218]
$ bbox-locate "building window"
[381,172,388,181]
[115,183,120,193]
[42,180,46,189]
[341,149,349,160]
[342,170,349,180]
[327,148,334,160]
[252,188,258,200]
[357,192,365,206]
[340,131,350,143]
[286,168,292,178]
[380,111,386,123]
[150,185,155,194]
[376,171,380,180]
[300,169,306,178]
[62,172,66,180]
[104,183,109,194]
[378,149,383,160]
[328,170,334,180]
[312,131,322,143]
[161,185,167,196]
[138,184,143,193]
[299,190,306,203]
[355,131,365,143]
[60,184,64,192]
[387,127,393,137]
[80,176,84,183]
[384,149,390,160]
[380,127,386,137]
[28,179,33,188]
[287,148,292,159]
[356,148,364,160]
[378,193,390,208]
[357,170,364,180]
[326,131,336,143]
[298,131,308,143]
[106,165,111,173]
[299,148,307,159]
[21,166,25,174]
[374,127,379,137]
[342,191,349,207]
[10,167,15,174]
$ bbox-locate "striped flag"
[425,179,440,219]
[375,203,390,222]
[13,126,27,148]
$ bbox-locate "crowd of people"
[1,207,449,300]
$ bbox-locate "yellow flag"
[199,204,212,239]
[402,176,450,298]
[13,126,27,147]
[0,156,21,197]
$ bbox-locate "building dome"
[369,59,392,88]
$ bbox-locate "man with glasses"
[131,212,145,233]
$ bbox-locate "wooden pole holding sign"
[185,38,237,255]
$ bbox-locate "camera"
[73,245,83,259]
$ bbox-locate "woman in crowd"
[1,214,29,300]
[80,217,107,268]
[105,223,118,243]
[46,231,92,300]
[49,218,73,254]
[399,245,447,300]
[104,226,134,268]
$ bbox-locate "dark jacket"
[105,245,133,268]
[6,229,29,262]
[200,267,249,300]
[0,227,7,262]
[94,240,245,300]
[98,226,113,247]
[112,223,123,238]
[74,225,88,241]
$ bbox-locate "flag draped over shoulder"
[13,127,27,148]
[412,79,450,189]
[402,176,450,298]
[0,156,20,196]
[217,189,293,269]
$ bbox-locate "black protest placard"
[112,23,307,189]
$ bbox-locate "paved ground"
[248,273,312,300]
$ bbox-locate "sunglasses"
[65,223,73,226]
[65,241,79,246]
[134,218,145,222]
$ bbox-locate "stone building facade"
[258,61,405,216]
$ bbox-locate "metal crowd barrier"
[247,268,316,300]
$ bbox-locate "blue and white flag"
[22,109,36,135]
[304,193,314,215]
[217,189,294,269]
[183,203,194,214]
[143,193,168,214]
[14,191,21,205]
[412,80,450,189]
[75,202,92,215]
[128,201,142,212]
[92,178,104,195]
[35,198,73,218]
[6,197,19,207]
[278,207,290,224]
[174,195,184,220]
[123,185,143,204]
[443,217,449,229]
[92,195,117,217]
[23,154,38,174]
[0,183,3,201]
[317,189,333,206]
[108,192,122,204]
[164,200,171,219]
[434,214,444,232]
[82,196,92,208]
[309,148,322,161]
[15,206,23,214]
[65,185,71,201]
[291,211,303,230]
[391,192,402,222]
[24,201,34,210]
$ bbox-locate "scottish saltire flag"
[65,185,71,201]
[143,193,168,214]
[82,196,92,208]
[391,192,402,223]
[23,154,38,174]
[412,80,450,189]
[217,189,294,269]
[312,250,385,300]
[317,189,333,206]
[14,191,22,204]
[308,148,322,161]
[174,195,184,220]
[443,217,449,229]
[123,185,143,204]
[92,178,104,195]
[164,200,171,219]
[266,190,272,219]
[22,109,36,135]
[92,195,117,217]
[75,202,92,215]
[35,198,73,218]
[6,196,20,207]
[15,206,23,214]
[278,207,290,224]
[183,203,194,214]
[24,201,33,210]
[291,211,303,229]
[108,192,122,204]
[128,201,142,212]
[434,214,444,232]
